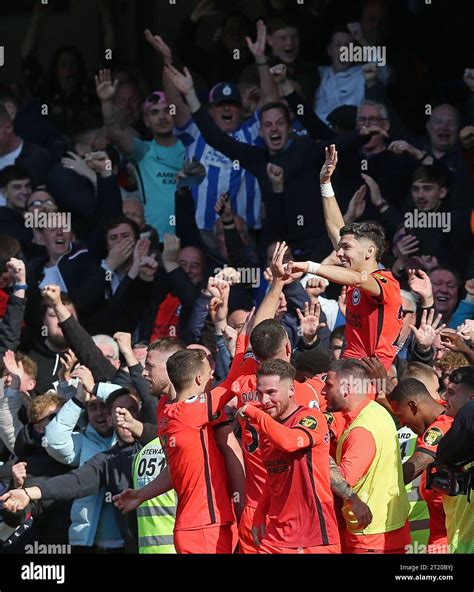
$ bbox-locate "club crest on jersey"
[352,288,361,305]
[423,426,443,446]
[298,416,318,430]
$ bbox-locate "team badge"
[423,426,443,447]
[352,288,361,305]
[298,416,318,430]
[223,85,231,96]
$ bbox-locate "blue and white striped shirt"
[175,113,262,230]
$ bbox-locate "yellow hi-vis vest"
[398,426,430,546]
[336,401,410,535]
[443,461,474,554]
[133,438,177,554]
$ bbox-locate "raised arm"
[246,20,279,105]
[165,64,258,170]
[319,144,345,250]
[95,69,135,158]
[144,30,191,128]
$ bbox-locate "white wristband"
[307,261,321,275]
[320,183,335,198]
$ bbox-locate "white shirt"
[39,265,67,292]
[0,141,23,204]
[0,141,23,171]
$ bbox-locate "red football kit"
[247,404,340,553]
[156,349,247,553]
[343,269,402,370]
[415,412,453,551]
[229,337,327,553]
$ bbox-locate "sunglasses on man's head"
[27,199,56,209]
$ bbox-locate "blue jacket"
[449,298,474,329]
[44,398,118,546]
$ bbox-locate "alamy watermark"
[24,211,72,233]
[339,43,386,67]
[213,265,261,287]
[404,209,451,233]
[340,375,388,395]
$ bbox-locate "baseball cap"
[143,91,167,113]
[208,83,242,105]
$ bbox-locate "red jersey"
[343,269,402,370]
[248,404,340,548]
[157,392,235,531]
[230,350,326,508]
[416,412,453,546]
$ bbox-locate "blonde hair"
[27,393,65,424]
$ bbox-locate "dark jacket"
[0,207,33,256]
[38,423,157,553]
[0,423,73,546]
[191,105,363,260]
[22,338,65,396]
[15,140,51,188]
[25,242,108,335]
[58,314,157,424]
[0,293,26,356]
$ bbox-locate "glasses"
[356,116,387,126]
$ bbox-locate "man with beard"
[96,69,185,240]
[142,337,246,525]
[22,291,77,394]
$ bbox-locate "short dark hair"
[259,102,291,125]
[293,348,331,376]
[41,292,75,320]
[105,215,140,241]
[250,319,288,360]
[147,337,186,355]
[0,235,22,273]
[387,378,432,404]
[266,15,300,36]
[330,324,346,342]
[428,265,462,290]
[257,359,296,382]
[105,386,141,412]
[166,349,207,392]
[411,163,451,188]
[0,165,31,188]
[448,366,474,392]
[329,358,369,382]
[339,221,386,262]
